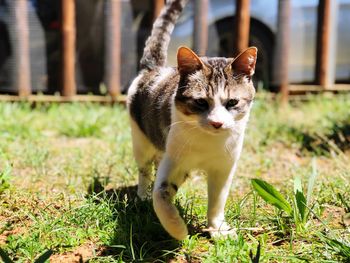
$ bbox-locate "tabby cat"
[127,0,257,240]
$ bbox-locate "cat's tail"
[140,0,188,70]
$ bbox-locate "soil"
[50,242,98,263]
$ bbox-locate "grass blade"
[319,234,350,259]
[306,158,318,206]
[251,179,292,215]
[337,193,350,213]
[130,224,135,261]
[249,242,261,263]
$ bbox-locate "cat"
[127,0,257,240]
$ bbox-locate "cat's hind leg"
[130,119,157,200]
[153,154,188,240]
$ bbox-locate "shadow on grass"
[87,178,182,262]
[282,119,350,156]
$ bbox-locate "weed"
[251,160,318,232]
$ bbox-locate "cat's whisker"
[173,126,197,161]
[168,123,198,160]
[167,120,197,129]
[232,73,245,80]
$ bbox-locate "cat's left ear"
[177,46,205,75]
[230,47,257,77]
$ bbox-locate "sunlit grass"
[0,94,349,262]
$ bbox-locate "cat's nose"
[209,121,223,129]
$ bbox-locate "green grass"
[0,95,349,262]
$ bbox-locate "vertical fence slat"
[62,0,76,97]
[13,0,31,97]
[234,0,250,54]
[273,0,290,103]
[153,0,164,22]
[316,0,330,88]
[315,0,338,89]
[105,0,121,98]
[193,0,208,55]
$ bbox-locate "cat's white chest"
[166,123,244,171]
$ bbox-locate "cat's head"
[174,46,257,135]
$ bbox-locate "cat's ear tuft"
[231,47,257,77]
[177,46,204,74]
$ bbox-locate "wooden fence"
[2,0,349,103]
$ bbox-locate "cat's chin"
[201,126,233,136]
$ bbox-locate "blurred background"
[0,0,349,96]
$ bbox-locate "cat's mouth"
[201,125,232,136]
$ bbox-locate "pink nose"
[209,121,223,129]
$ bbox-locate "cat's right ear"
[231,47,258,77]
[177,46,204,74]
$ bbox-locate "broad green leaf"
[251,179,292,215]
[293,176,303,194]
[295,190,307,222]
[294,176,307,222]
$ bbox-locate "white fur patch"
[128,68,175,102]
[127,74,143,105]
[150,67,175,92]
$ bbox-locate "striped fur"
[140,0,188,70]
[127,0,258,240]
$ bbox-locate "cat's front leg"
[206,164,236,238]
[153,154,188,240]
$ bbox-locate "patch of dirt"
[234,142,308,195]
[320,205,344,228]
[50,242,98,263]
[263,143,306,180]
[0,233,7,246]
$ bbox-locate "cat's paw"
[204,222,237,239]
[172,224,188,241]
[153,190,188,240]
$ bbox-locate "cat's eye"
[194,98,209,110]
[226,99,239,109]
